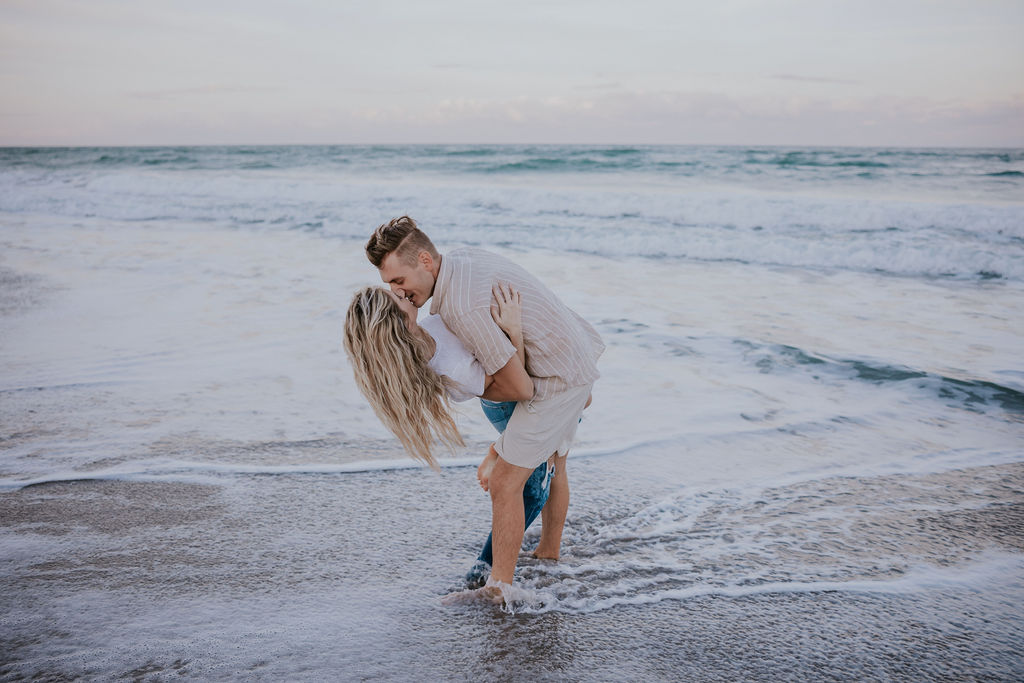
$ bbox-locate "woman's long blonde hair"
[343,286,464,470]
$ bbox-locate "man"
[366,216,604,590]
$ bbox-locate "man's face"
[379,251,435,309]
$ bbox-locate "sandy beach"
[2,456,1023,680]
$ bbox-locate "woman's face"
[385,289,418,331]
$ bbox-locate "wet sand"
[2,455,1022,681]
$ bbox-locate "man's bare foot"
[477,444,499,492]
[531,549,560,561]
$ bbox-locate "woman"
[343,284,553,587]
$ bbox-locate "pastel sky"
[1,0,1022,146]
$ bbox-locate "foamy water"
[1,145,1022,679]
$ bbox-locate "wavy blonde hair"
[343,286,464,470]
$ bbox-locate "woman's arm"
[479,283,533,402]
[490,283,526,368]
[481,354,533,402]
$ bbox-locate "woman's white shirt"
[419,313,486,402]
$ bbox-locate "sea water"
[1,145,1022,680]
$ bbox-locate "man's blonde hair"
[365,216,439,268]
[342,286,464,469]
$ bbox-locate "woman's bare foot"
[477,444,499,492]
[440,584,505,607]
[478,584,506,605]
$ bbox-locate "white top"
[419,313,486,402]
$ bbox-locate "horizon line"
[2,141,1022,151]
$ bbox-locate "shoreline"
[2,459,1022,679]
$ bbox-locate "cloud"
[573,82,624,91]
[5,86,1021,147]
[129,85,284,100]
[340,89,1024,147]
[770,74,863,86]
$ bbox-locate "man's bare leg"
[532,394,586,559]
[533,452,568,559]
[486,454,535,585]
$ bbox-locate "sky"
[1,0,1022,147]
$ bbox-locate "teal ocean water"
[2,145,1022,279]
[1,145,1022,680]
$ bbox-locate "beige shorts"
[493,383,593,469]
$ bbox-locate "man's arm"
[481,353,534,402]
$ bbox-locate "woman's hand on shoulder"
[490,283,523,340]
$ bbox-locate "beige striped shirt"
[429,248,604,400]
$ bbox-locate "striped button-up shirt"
[429,248,604,400]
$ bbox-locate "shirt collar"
[428,252,451,316]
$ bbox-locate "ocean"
[1,145,1022,680]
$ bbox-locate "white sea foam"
[0,435,692,490]
[2,207,1022,489]
[508,552,1024,614]
[2,146,1022,280]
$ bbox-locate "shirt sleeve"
[448,307,517,376]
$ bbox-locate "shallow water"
[2,144,1023,679]
[2,460,1022,680]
